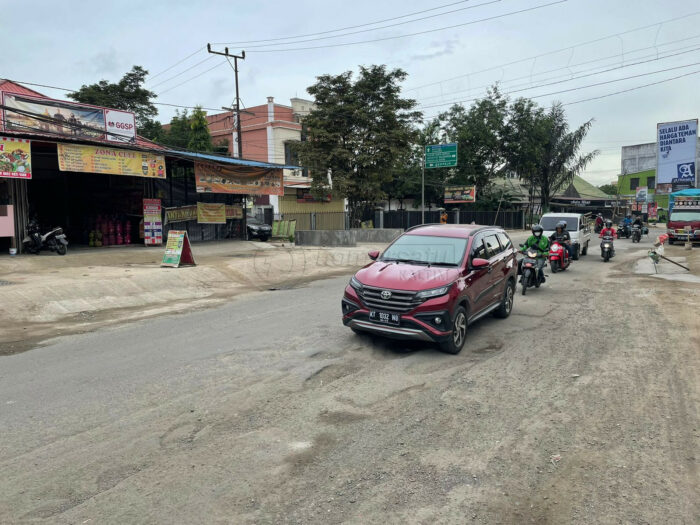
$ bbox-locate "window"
[470,234,487,260]
[647,176,655,189]
[497,232,512,250]
[284,142,299,166]
[381,234,468,266]
[539,216,579,231]
[630,177,640,190]
[484,234,502,258]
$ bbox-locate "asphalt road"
[1,231,698,524]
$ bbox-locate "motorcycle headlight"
[603,243,611,248]
[349,276,363,292]
[416,284,451,300]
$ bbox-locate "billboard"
[0,136,31,179]
[57,143,166,179]
[194,161,283,195]
[444,185,476,204]
[635,186,648,202]
[657,119,697,193]
[2,93,136,144]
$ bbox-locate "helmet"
[556,220,566,230]
[532,224,543,238]
[605,220,612,228]
[597,213,602,217]
[626,214,632,219]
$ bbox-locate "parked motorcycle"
[22,219,68,255]
[519,245,544,295]
[548,240,571,273]
[600,234,615,262]
[631,224,642,243]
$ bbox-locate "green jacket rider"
[521,224,550,256]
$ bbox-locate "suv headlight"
[416,284,451,300]
[349,276,363,292]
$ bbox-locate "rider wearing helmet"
[599,219,617,239]
[595,213,604,232]
[521,224,549,282]
[549,220,573,259]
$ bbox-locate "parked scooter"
[600,234,615,262]
[518,245,545,295]
[22,219,68,255]
[548,240,571,273]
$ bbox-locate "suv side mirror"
[368,250,380,260]
[471,257,489,269]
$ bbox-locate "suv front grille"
[360,285,422,313]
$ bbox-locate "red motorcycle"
[548,240,571,273]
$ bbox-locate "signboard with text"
[635,186,648,202]
[196,202,226,224]
[444,185,476,204]
[0,136,31,179]
[425,143,458,169]
[161,230,196,267]
[143,198,162,245]
[194,161,283,195]
[57,143,166,179]
[656,119,697,194]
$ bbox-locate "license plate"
[369,310,400,325]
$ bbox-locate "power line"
[156,60,228,96]
[147,46,206,80]
[416,45,700,110]
[245,1,567,53]
[404,10,700,92]
[214,0,475,45]
[148,55,216,89]
[235,0,500,49]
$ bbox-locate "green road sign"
[425,143,458,168]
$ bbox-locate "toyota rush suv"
[342,224,517,354]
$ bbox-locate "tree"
[68,66,159,134]
[187,106,213,152]
[534,103,598,211]
[295,65,421,222]
[162,109,191,149]
[598,183,619,195]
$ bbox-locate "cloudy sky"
[3,0,699,185]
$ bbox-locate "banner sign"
[2,93,137,144]
[165,204,243,224]
[196,202,226,224]
[161,230,196,267]
[657,119,697,194]
[57,143,166,179]
[0,136,32,179]
[444,185,476,204]
[143,198,162,245]
[194,161,283,195]
[226,204,244,219]
[648,202,658,219]
[425,143,458,169]
[674,196,700,208]
[635,186,648,202]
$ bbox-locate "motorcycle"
[594,220,603,234]
[22,220,68,255]
[600,234,615,262]
[618,222,630,239]
[548,239,571,273]
[631,224,642,243]
[518,245,544,296]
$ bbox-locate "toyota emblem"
[381,290,392,300]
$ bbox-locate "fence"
[277,210,525,231]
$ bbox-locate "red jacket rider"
[599,226,617,238]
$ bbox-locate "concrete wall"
[621,142,656,175]
[295,229,403,246]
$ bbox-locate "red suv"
[342,225,517,354]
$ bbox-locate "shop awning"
[164,149,300,170]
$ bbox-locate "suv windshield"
[540,216,578,230]
[670,211,700,222]
[381,234,467,266]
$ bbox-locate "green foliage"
[295,65,421,220]
[161,109,191,149]
[188,106,213,152]
[68,66,158,130]
[598,183,619,195]
[213,138,229,154]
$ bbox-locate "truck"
[539,212,591,259]
[667,189,700,244]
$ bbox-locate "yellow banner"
[166,204,243,223]
[197,202,226,224]
[57,143,166,179]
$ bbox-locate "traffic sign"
[425,143,458,169]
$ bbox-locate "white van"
[539,213,591,259]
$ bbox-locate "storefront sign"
[444,186,476,204]
[57,143,166,179]
[161,230,196,267]
[635,186,648,202]
[0,136,31,179]
[226,205,243,219]
[2,93,137,144]
[571,200,591,206]
[197,202,226,224]
[194,161,283,195]
[143,198,162,245]
[657,119,697,194]
[165,205,198,224]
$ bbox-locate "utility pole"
[207,44,245,158]
[421,149,426,224]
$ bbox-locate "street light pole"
[421,147,425,224]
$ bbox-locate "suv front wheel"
[441,305,467,355]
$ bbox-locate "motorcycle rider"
[620,214,632,237]
[599,219,617,256]
[549,220,573,260]
[595,213,604,232]
[632,215,643,228]
[521,224,549,283]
